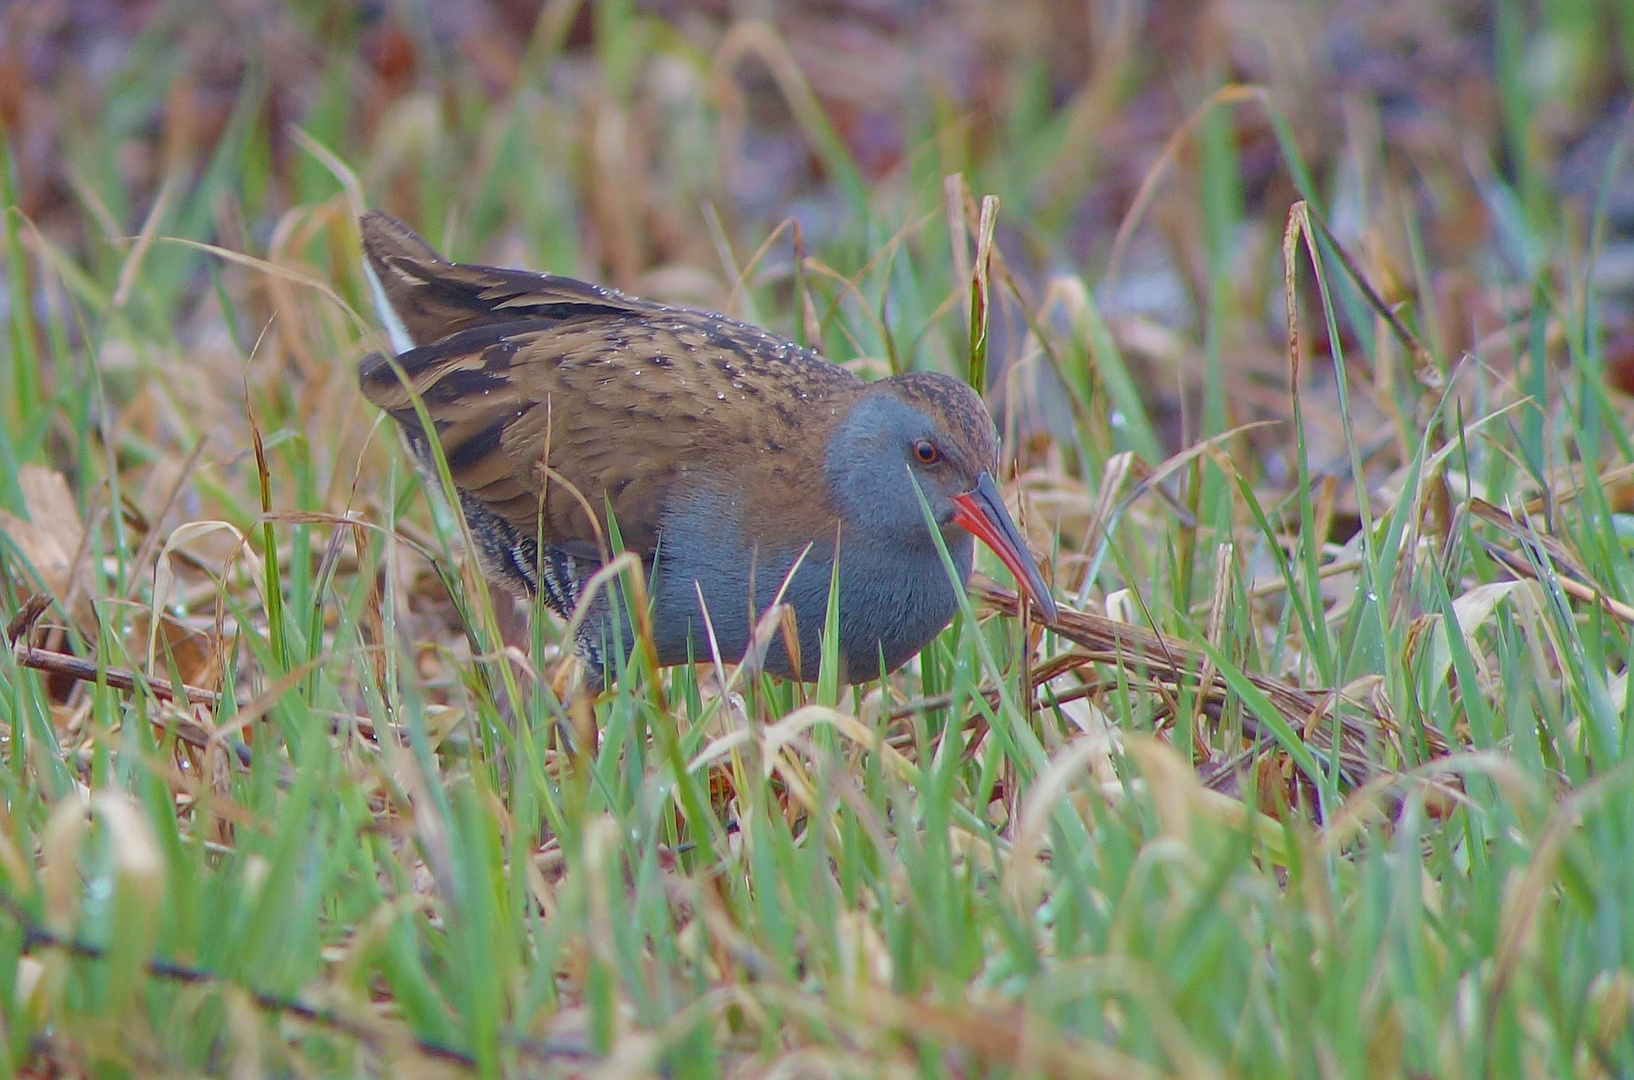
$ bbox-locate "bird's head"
[826,371,1058,623]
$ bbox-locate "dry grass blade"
[1470,497,1634,625]
[12,643,220,709]
[972,580,1451,785]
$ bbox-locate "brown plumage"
[359,212,865,561]
[357,211,1056,684]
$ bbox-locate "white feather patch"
[362,258,417,354]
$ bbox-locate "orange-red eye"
[913,440,940,464]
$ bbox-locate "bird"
[356,210,1057,686]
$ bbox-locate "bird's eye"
[912,440,941,465]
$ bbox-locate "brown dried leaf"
[0,465,89,627]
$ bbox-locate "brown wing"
[360,210,653,348]
[358,215,862,560]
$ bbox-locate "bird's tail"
[359,210,651,355]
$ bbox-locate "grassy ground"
[4,0,1634,1076]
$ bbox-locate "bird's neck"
[828,527,975,677]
